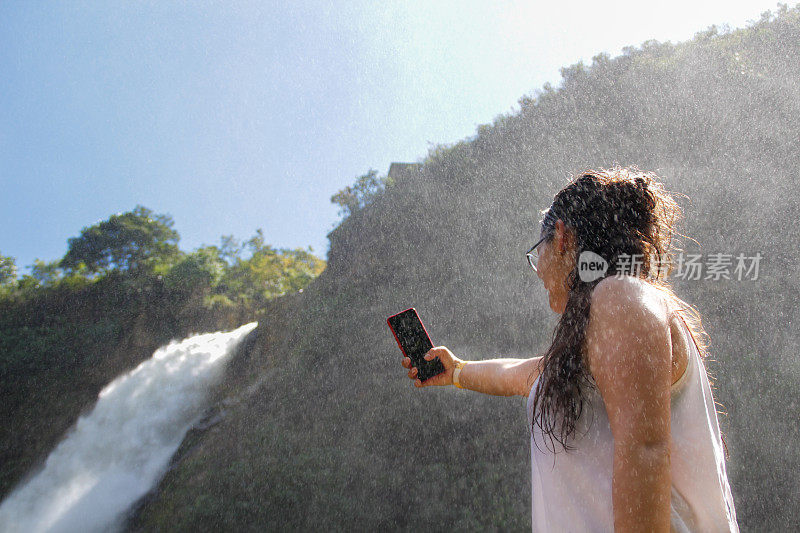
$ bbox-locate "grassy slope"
[76,9,800,531]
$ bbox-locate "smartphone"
[387,307,445,382]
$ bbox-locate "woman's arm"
[585,277,673,533]
[401,347,542,397]
[449,355,542,397]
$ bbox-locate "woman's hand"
[400,346,462,388]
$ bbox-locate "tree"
[0,253,16,286]
[218,235,242,265]
[219,229,326,302]
[331,169,388,218]
[29,259,63,287]
[163,247,225,292]
[60,205,180,274]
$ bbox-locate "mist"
[2,5,799,532]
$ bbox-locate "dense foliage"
[0,254,16,285]
[1,208,325,306]
[330,168,392,218]
[0,209,325,499]
[60,205,180,274]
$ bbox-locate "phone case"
[387,307,445,382]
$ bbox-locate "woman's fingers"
[425,346,453,366]
[402,347,457,387]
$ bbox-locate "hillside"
[0,274,255,500]
[131,8,800,530]
[0,216,324,502]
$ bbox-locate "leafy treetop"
[60,205,180,274]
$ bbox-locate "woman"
[400,167,739,532]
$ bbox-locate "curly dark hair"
[529,166,711,452]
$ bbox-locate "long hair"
[529,166,712,452]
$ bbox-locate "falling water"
[0,322,258,533]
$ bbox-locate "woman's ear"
[554,219,577,258]
[554,219,569,255]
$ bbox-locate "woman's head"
[533,217,575,314]
[533,167,681,314]
[530,166,698,451]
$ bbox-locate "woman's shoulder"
[584,275,675,436]
[585,274,673,379]
[590,275,670,323]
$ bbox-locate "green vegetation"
[0,207,326,499]
[330,168,392,218]
[210,229,326,306]
[0,253,16,286]
[5,6,800,531]
[0,207,326,306]
[60,205,180,274]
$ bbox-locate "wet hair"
[529,166,712,452]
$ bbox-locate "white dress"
[526,316,739,532]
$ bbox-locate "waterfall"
[0,322,258,533]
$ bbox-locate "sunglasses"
[525,234,548,273]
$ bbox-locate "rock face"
[128,11,800,530]
[0,323,258,533]
[0,281,257,503]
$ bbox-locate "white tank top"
[526,316,739,532]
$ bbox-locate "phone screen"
[387,308,445,382]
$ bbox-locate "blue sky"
[0,1,785,272]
